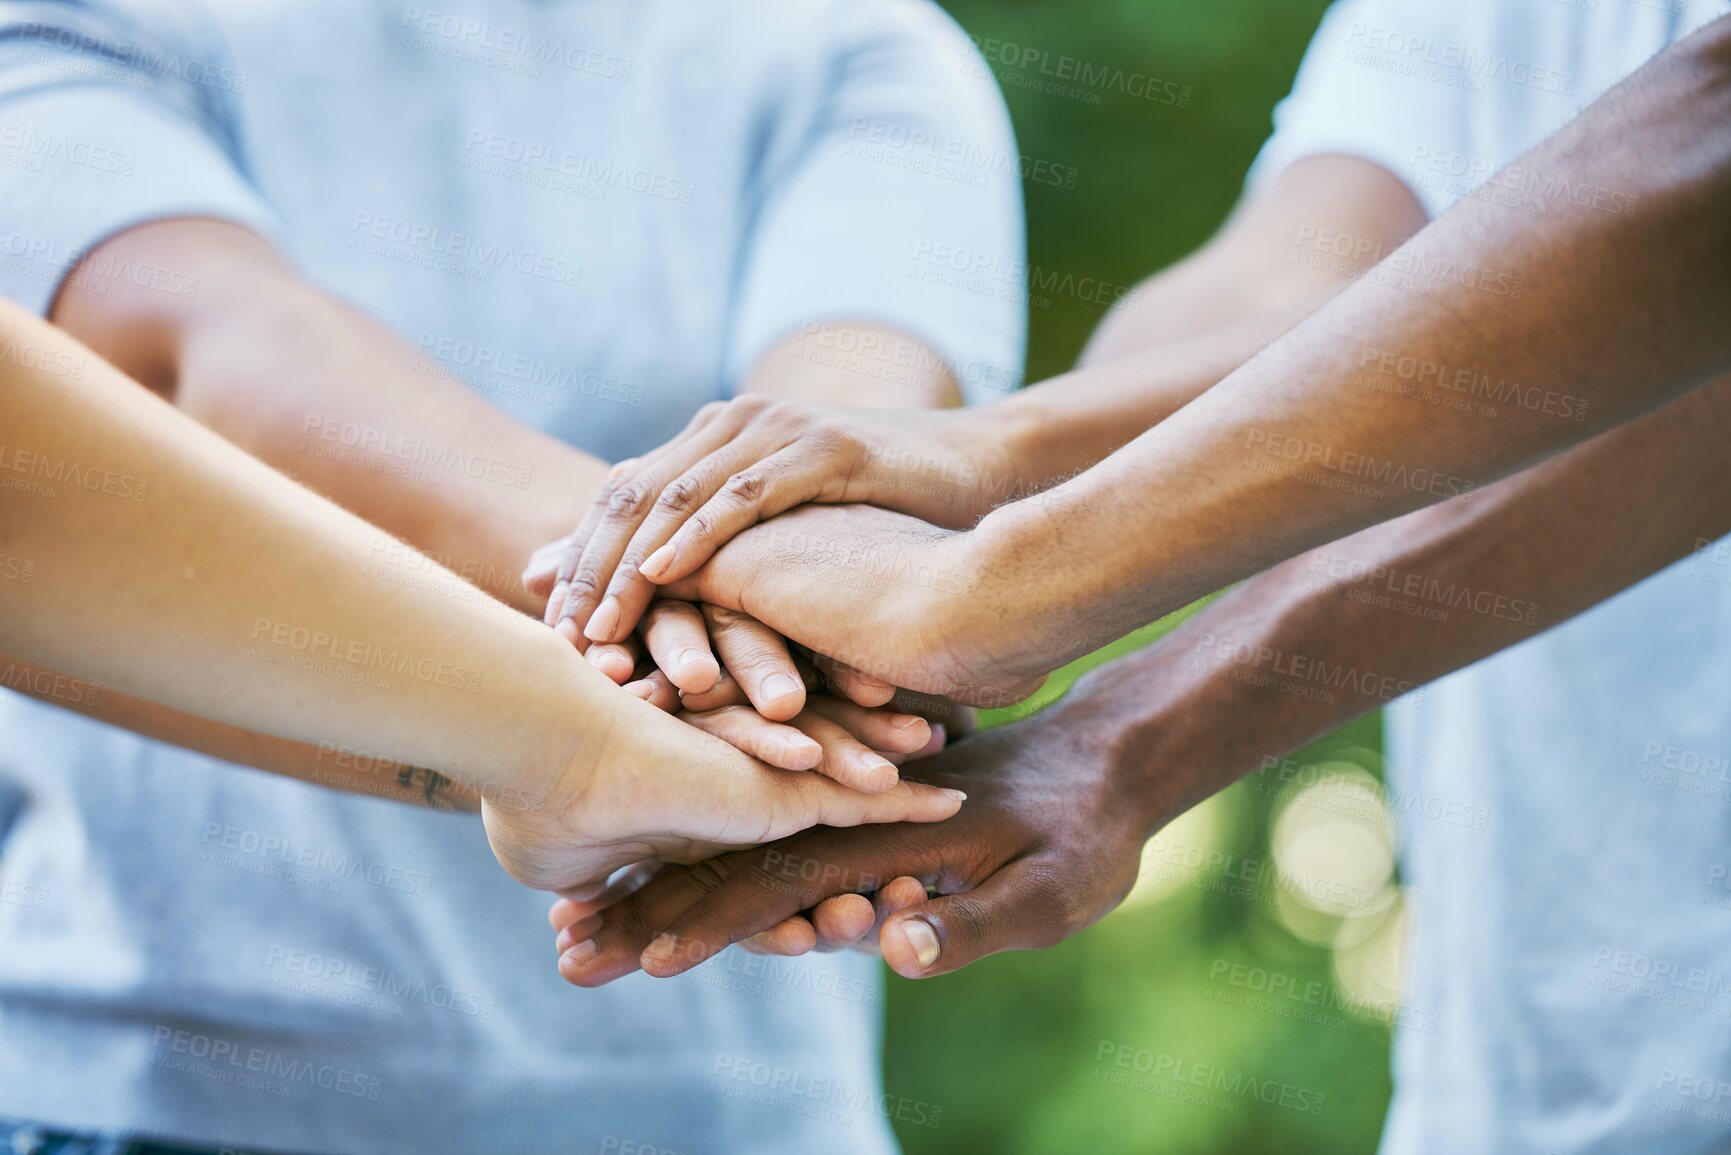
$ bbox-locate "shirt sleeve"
[0,1,283,316]
[724,0,1026,406]
[1243,0,1487,220]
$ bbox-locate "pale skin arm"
[0,663,483,810]
[0,299,962,888]
[48,217,947,773]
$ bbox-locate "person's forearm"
[741,321,962,410]
[989,156,1427,488]
[1060,376,1731,827]
[0,657,481,810]
[49,219,609,612]
[986,307,1315,486]
[978,18,1731,665]
[0,298,615,802]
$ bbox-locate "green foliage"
[883,4,1392,1152]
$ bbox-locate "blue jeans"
[0,1121,291,1155]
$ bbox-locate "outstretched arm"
[552,369,1731,981]
[0,300,963,888]
[631,17,1731,697]
[962,16,1731,670]
[550,155,1426,644]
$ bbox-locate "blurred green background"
[883,3,1402,1152]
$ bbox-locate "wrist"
[861,404,1045,529]
[937,506,1069,690]
[482,626,614,814]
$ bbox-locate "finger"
[572,432,744,645]
[622,669,680,713]
[598,439,806,643]
[827,876,929,957]
[809,893,877,952]
[561,825,937,986]
[880,860,1071,979]
[552,438,720,639]
[679,705,823,772]
[637,839,922,979]
[703,605,805,721]
[549,861,664,929]
[812,654,897,708]
[780,709,900,793]
[639,601,722,695]
[559,776,964,986]
[638,444,834,586]
[803,696,932,755]
[873,876,931,928]
[523,537,570,601]
[677,670,749,713]
[739,917,819,957]
[585,641,639,686]
[767,770,964,844]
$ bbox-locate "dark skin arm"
[551,371,1731,981]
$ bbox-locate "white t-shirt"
[1250,2,1731,1152]
[0,2,1022,1152]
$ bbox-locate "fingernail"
[640,543,676,580]
[554,619,581,645]
[555,916,601,953]
[676,648,716,679]
[898,919,941,968]
[584,598,621,642]
[591,649,633,680]
[783,734,823,768]
[560,939,598,968]
[544,583,568,624]
[643,933,678,967]
[761,673,803,707]
[623,680,655,700]
[861,752,899,791]
[891,714,923,731]
[941,788,968,803]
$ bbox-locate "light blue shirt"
[0,2,1022,1152]
[1253,1,1731,1151]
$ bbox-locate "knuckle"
[703,605,751,630]
[641,600,688,628]
[720,470,765,505]
[683,509,718,544]
[564,567,604,603]
[805,422,855,458]
[606,482,656,518]
[1022,866,1086,943]
[656,473,707,515]
[681,857,737,897]
[938,895,994,954]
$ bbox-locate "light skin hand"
[551,359,1731,977]
[655,503,1049,708]
[549,396,1022,647]
[547,156,1431,651]
[0,299,968,894]
[549,695,1166,983]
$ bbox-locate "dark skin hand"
[549,686,1182,982]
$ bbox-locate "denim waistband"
[0,1120,263,1155]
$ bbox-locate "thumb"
[880,859,1075,979]
[522,537,571,598]
[657,533,764,612]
